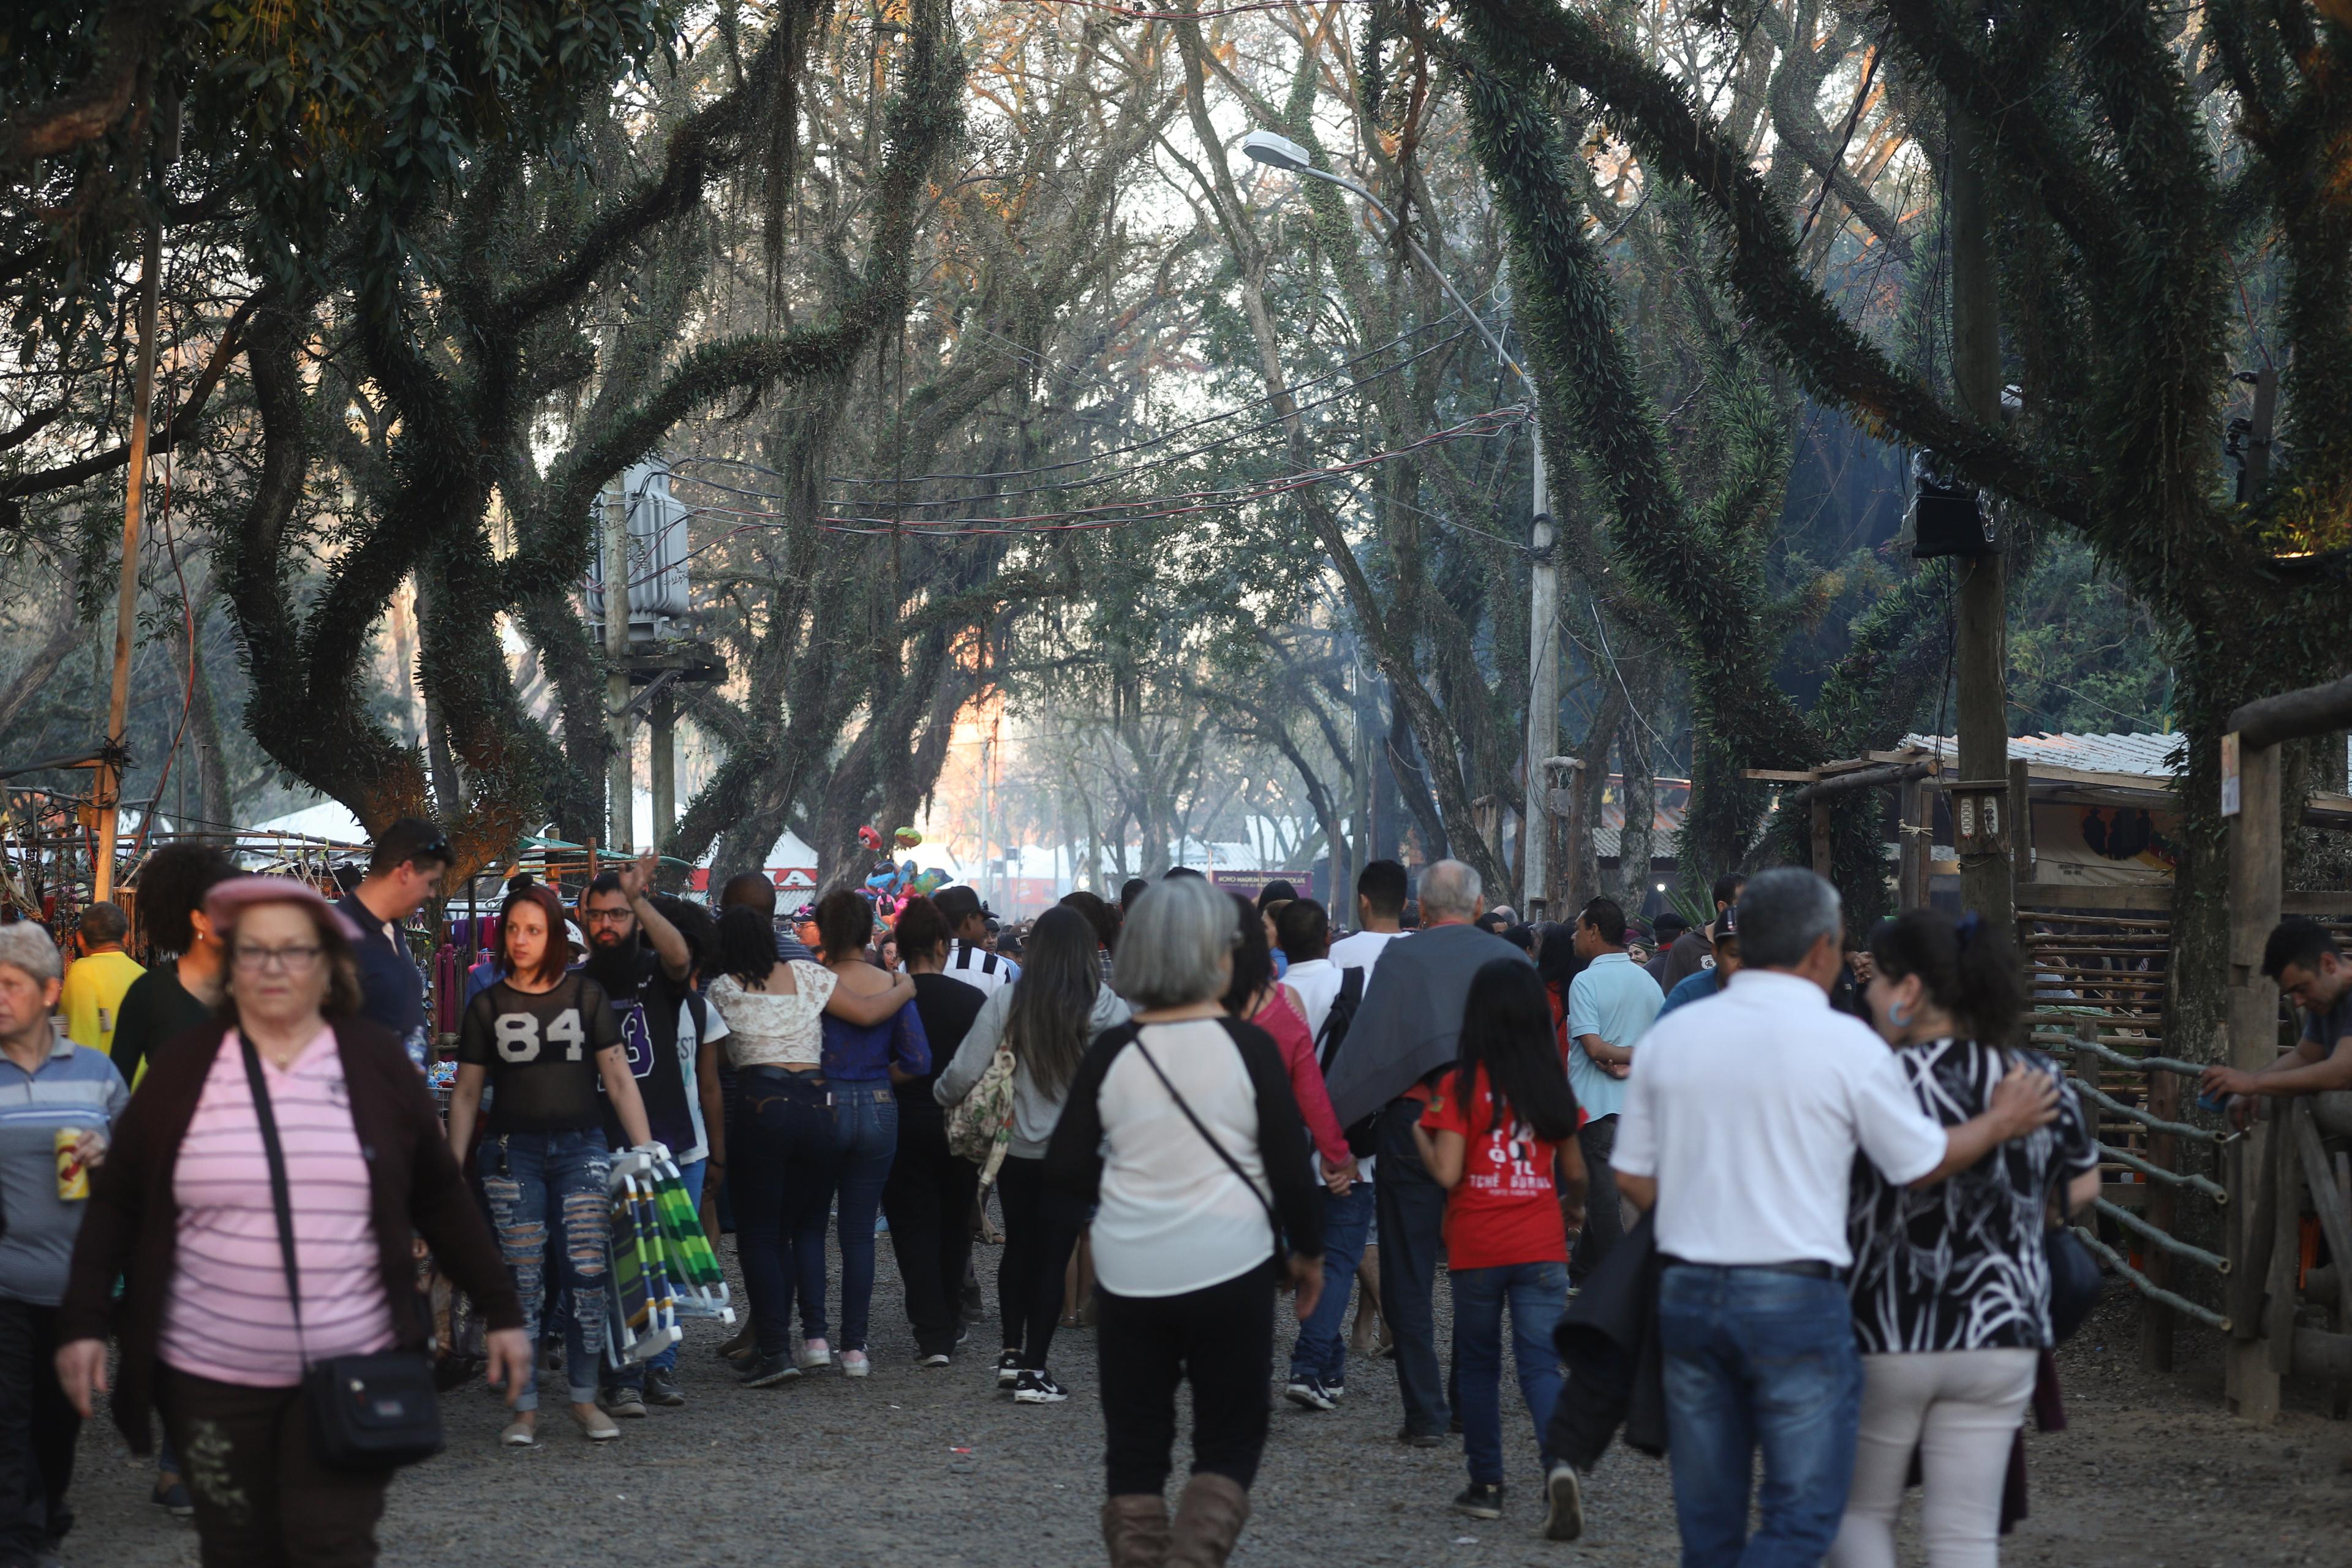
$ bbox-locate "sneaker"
[919,1351,952,1368]
[1011,1368,1069,1404]
[644,1368,686,1407]
[599,1385,648,1419]
[151,1477,195,1519]
[1327,1382,1345,1400]
[571,1404,622,1442]
[739,1352,801,1389]
[1396,1427,1444,1449]
[841,1349,871,1379]
[796,1338,834,1373]
[956,1323,973,1348]
[1542,1463,1585,1542]
[1452,1482,1506,1520]
[960,1278,986,1315]
[1283,1378,1336,1412]
[500,1418,537,1447]
[996,1349,1022,1389]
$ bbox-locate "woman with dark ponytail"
[1830,910,2102,1568]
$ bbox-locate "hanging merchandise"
[602,1146,731,1372]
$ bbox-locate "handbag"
[1124,1023,1290,1276]
[944,1044,1020,1189]
[2045,1222,2103,1344]
[239,1032,446,1471]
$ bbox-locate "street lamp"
[1241,129,1561,914]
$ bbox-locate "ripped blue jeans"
[479,1129,612,1411]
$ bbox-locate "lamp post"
[1241,131,1558,913]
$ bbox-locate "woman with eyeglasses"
[58,877,527,1567]
[444,883,654,1443]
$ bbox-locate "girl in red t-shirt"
[1415,959,1588,1522]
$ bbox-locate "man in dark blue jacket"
[336,818,450,1071]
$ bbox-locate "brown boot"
[1166,1473,1250,1568]
[1101,1493,1170,1568]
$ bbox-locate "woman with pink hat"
[56,876,527,1567]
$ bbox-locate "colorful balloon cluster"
[857,827,944,918]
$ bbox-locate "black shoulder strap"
[1316,968,1365,1073]
[236,1032,311,1368]
[1128,1022,1279,1245]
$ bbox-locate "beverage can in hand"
[55,1128,89,1201]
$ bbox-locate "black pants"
[1097,1264,1275,1497]
[882,1106,982,1358]
[0,1300,76,1562]
[995,1154,1088,1370]
[1374,1096,1452,1436]
[1570,1115,1621,1284]
[156,1366,392,1567]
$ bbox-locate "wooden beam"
[2227,671,2352,751]
[2010,757,2034,887]
[1741,767,1822,783]
[1783,759,1940,809]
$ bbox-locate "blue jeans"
[1288,1181,1373,1386]
[831,1085,898,1351]
[610,1158,707,1385]
[1452,1259,1569,1485]
[1375,1098,1451,1436]
[733,1071,839,1356]
[1657,1265,1863,1568]
[478,1129,613,1411]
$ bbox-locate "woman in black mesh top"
[445,884,652,1446]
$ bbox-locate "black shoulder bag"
[238,1033,446,1471]
[1123,1020,1289,1276]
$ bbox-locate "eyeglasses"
[233,944,323,973]
[584,909,634,925]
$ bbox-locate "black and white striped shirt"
[943,941,1020,1000]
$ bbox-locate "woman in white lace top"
[706,907,911,1388]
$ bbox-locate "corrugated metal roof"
[1900,731,2188,778]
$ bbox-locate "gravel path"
[66,1234,2352,1566]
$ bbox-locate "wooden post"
[1898,779,1924,910]
[2225,738,2283,1420]
[1811,799,1833,879]
[1950,96,2014,935]
[2009,757,2034,890]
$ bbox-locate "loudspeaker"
[1906,450,1998,559]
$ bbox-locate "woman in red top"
[1416,959,1588,1523]
[1219,894,1356,1189]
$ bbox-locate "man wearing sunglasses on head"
[337,818,453,1071]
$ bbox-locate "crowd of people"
[17,820,2335,1568]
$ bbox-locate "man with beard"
[579,852,695,1417]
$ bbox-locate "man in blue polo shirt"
[1566,895,1661,1284]
[1,921,128,1567]
[337,818,452,1071]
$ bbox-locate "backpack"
[945,1044,1019,1189]
[1314,968,1379,1159]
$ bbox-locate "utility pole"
[1523,437,1558,915]
[978,734,993,908]
[1948,97,2013,931]
[92,196,165,904]
[602,482,635,853]
[649,684,676,858]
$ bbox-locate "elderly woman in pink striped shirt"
[57,876,526,1568]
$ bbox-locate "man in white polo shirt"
[1606,869,2057,1567]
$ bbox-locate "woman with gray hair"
[1045,875,1324,1568]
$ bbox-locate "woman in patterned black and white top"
[1830,911,2101,1568]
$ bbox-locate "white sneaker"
[796,1338,834,1373]
[1011,1368,1069,1404]
[1543,1463,1585,1542]
[840,1350,870,1379]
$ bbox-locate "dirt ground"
[64,1242,2352,1567]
